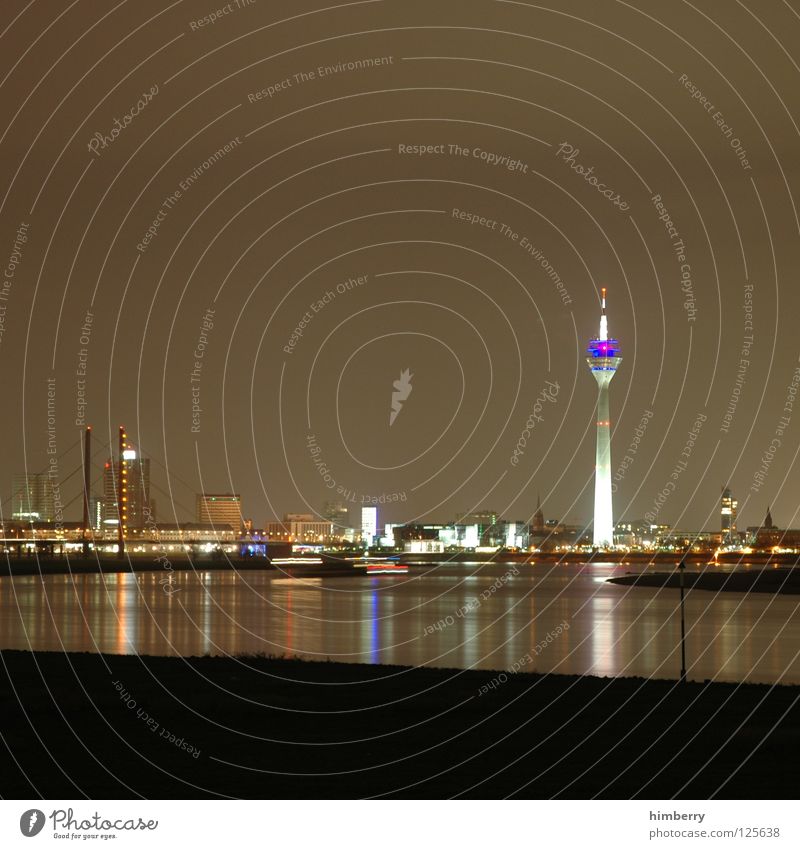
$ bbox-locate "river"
[2,562,799,683]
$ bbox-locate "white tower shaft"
[586,288,621,549]
[592,372,614,547]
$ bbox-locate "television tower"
[586,288,622,548]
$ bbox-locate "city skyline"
[1,456,783,544]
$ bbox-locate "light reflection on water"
[1,564,799,684]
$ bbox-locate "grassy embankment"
[1,650,798,799]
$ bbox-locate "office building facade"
[11,473,55,522]
[196,493,243,531]
[721,487,738,544]
[102,446,151,530]
[361,507,377,545]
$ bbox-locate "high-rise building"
[83,496,103,531]
[196,493,242,531]
[586,288,622,547]
[11,473,55,522]
[361,506,377,545]
[504,522,530,549]
[532,496,545,533]
[721,487,738,544]
[381,523,397,547]
[323,500,350,533]
[101,442,151,530]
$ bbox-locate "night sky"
[1,0,799,532]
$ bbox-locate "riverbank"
[608,567,800,594]
[404,550,800,566]
[0,650,797,799]
[4,551,799,580]
[0,556,264,577]
[0,556,356,578]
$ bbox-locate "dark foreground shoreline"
[0,650,798,799]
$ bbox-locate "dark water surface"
[2,562,799,683]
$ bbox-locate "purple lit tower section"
[586,288,622,548]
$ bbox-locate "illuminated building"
[405,538,445,553]
[196,493,243,531]
[380,523,397,547]
[361,507,377,545]
[399,524,452,547]
[746,507,800,549]
[586,288,622,547]
[391,520,526,550]
[150,523,237,543]
[454,510,507,547]
[615,521,672,549]
[721,487,738,544]
[323,500,350,530]
[264,514,333,542]
[504,522,529,548]
[102,438,151,530]
[88,496,103,531]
